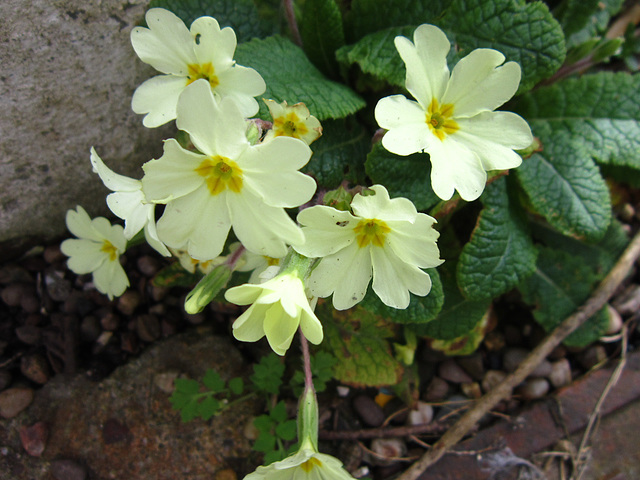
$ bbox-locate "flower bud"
[184,264,232,314]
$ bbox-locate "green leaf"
[429,311,491,356]
[514,122,611,242]
[269,400,288,423]
[360,268,444,324]
[520,247,610,347]
[440,0,566,92]
[263,449,284,465]
[275,420,297,441]
[300,0,345,77]
[202,369,225,393]
[554,0,602,38]
[197,396,220,421]
[302,118,369,188]
[344,0,450,42]
[336,26,415,87]
[514,73,640,170]
[250,353,284,395]
[290,351,338,396]
[253,414,274,433]
[365,142,440,211]
[148,0,269,42]
[457,177,537,300]
[413,269,491,342]
[321,303,403,387]
[562,0,624,47]
[235,36,365,120]
[253,430,276,453]
[228,377,244,395]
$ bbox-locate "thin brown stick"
[397,229,640,480]
[319,420,449,440]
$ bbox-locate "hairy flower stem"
[284,0,302,46]
[299,328,314,393]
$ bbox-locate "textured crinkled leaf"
[303,119,369,188]
[360,269,444,324]
[515,122,611,242]
[532,219,629,277]
[520,247,609,347]
[365,143,440,211]
[412,272,491,341]
[555,0,602,37]
[336,26,416,87]
[440,0,565,92]
[429,312,491,356]
[235,36,365,120]
[562,0,624,47]
[321,303,403,387]
[514,73,640,169]
[344,0,450,42]
[148,0,269,42]
[457,177,537,300]
[300,0,345,77]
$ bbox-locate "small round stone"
[50,459,87,480]
[482,370,507,393]
[517,377,549,400]
[370,438,407,466]
[353,395,385,427]
[407,401,433,426]
[438,359,473,384]
[548,359,572,389]
[0,387,34,419]
[424,376,449,402]
[20,421,48,457]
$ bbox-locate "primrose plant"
[63,0,640,476]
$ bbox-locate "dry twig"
[397,229,640,480]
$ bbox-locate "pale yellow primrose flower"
[89,148,169,257]
[295,185,443,310]
[141,81,316,261]
[244,438,355,480]
[131,8,265,127]
[264,99,322,145]
[225,271,322,356]
[60,206,129,300]
[375,24,533,201]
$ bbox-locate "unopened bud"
[184,265,232,314]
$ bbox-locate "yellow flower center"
[187,63,220,88]
[265,256,280,266]
[100,240,118,261]
[195,156,243,196]
[353,218,391,248]
[426,98,459,141]
[273,112,309,139]
[300,457,323,472]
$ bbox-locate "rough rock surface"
[0,329,258,479]
[0,0,171,258]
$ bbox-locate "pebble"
[456,353,484,380]
[353,395,385,427]
[100,312,121,331]
[461,382,482,399]
[215,469,237,480]
[45,270,72,302]
[184,311,206,325]
[20,354,51,384]
[120,332,139,354]
[434,395,468,422]
[1,283,29,307]
[605,305,623,335]
[154,371,179,394]
[548,359,572,389]
[370,438,406,466]
[136,314,161,342]
[50,459,87,480]
[503,348,552,377]
[117,291,141,316]
[243,417,260,440]
[0,265,32,284]
[438,359,473,384]
[0,387,34,418]
[613,285,640,315]
[20,290,40,314]
[424,376,449,402]
[517,377,549,400]
[482,370,507,393]
[80,315,101,342]
[19,421,48,456]
[43,245,65,264]
[62,291,94,316]
[577,345,608,370]
[0,370,12,391]
[483,331,506,352]
[407,401,433,426]
[137,255,160,277]
[15,325,42,345]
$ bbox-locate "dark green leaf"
[152,261,202,288]
[253,431,276,453]
[148,0,269,42]
[457,177,537,300]
[555,0,602,37]
[275,420,297,441]
[361,268,444,324]
[174,378,200,395]
[303,118,370,188]
[515,123,611,242]
[250,353,284,395]
[562,0,624,47]
[197,396,220,420]
[269,400,288,423]
[300,0,345,77]
[520,247,610,346]
[202,369,225,393]
[253,414,275,432]
[365,142,440,211]
[228,377,244,395]
[235,36,365,120]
